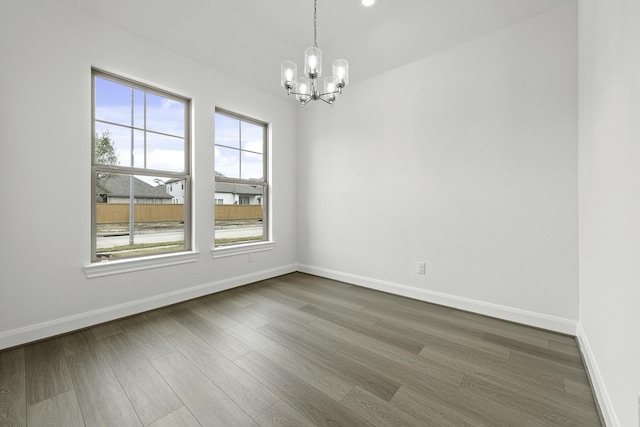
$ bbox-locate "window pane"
[215,113,240,149]
[214,184,265,245]
[133,89,145,129]
[95,77,134,126]
[241,151,263,180]
[146,92,185,137]
[95,123,144,169]
[95,172,185,260]
[214,109,267,247]
[241,121,263,154]
[147,133,185,172]
[215,146,240,178]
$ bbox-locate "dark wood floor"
[0,272,602,426]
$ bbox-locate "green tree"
[95,130,119,200]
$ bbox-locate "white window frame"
[212,108,273,258]
[86,69,197,277]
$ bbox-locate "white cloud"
[214,146,239,177]
[161,98,182,110]
[243,140,263,156]
[148,149,185,172]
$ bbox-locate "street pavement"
[97,226,263,249]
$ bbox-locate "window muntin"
[92,70,191,261]
[214,109,268,247]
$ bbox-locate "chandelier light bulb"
[280,61,297,90]
[296,77,311,104]
[308,56,318,70]
[325,76,336,93]
[332,59,349,88]
[322,76,337,104]
[304,47,322,78]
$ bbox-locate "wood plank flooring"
[0,272,602,426]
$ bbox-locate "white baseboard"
[0,263,297,350]
[576,323,619,427]
[298,264,578,335]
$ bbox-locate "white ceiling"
[58,0,574,97]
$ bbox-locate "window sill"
[211,241,275,259]
[84,251,200,278]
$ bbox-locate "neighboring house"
[165,178,185,204]
[136,176,264,205]
[215,181,263,205]
[97,175,173,204]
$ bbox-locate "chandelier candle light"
[280,0,349,106]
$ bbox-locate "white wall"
[298,3,579,332]
[0,0,297,348]
[215,193,236,205]
[578,0,640,425]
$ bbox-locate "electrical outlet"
[248,253,253,262]
[417,261,426,274]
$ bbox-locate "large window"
[92,70,191,261]
[214,109,268,246]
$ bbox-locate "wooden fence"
[215,205,263,220]
[96,204,262,223]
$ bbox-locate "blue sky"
[95,76,265,183]
[94,77,186,175]
[214,113,264,180]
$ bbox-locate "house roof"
[215,182,263,196]
[98,175,172,199]
[99,176,263,197]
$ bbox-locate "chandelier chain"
[313,0,318,48]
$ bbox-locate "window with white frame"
[214,109,268,246]
[92,70,191,261]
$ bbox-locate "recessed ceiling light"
[361,0,376,7]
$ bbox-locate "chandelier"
[280,0,350,106]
